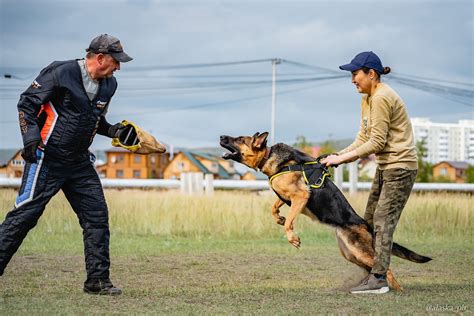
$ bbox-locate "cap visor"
[110,52,133,63]
[339,63,360,72]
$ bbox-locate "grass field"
[0,189,472,314]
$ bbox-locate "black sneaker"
[350,274,389,294]
[83,278,122,296]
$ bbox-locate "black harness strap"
[268,162,331,204]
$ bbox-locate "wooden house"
[96,147,170,179]
[163,150,239,179]
[0,150,24,178]
[432,161,469,183]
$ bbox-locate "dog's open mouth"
[221,144,239,160]
[220,138,240,160]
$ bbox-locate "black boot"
[83,278,122,295]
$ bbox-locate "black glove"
[108,122,127,139]
[21,140,44,164]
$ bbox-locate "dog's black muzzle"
[219,135,242,161]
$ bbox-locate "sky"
[0,0,473,151]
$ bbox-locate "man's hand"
[21,140,44,164]
[108,122,127,139]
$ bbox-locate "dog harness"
[269,161,331,189]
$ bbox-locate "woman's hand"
[321,150,360,167]
[321,154,342,167]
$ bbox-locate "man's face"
[97,54,120,78]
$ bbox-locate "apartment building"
[411,118,474,164]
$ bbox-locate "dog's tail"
[391,242,432,263]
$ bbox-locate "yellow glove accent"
[111,120,166,154]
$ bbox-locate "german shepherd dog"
[220,132,431,292]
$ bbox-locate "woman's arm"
[321,150,359,166]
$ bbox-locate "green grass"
[0,189,472,314]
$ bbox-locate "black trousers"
[0,150,110,278]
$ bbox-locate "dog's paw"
[288,235,301,249]
[276,216,286,226]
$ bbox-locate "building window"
[11,160,25,166]
[133,170,141,178]
[439,168,447,176]
[134,155,141,164]
[177,162,185,171]
[114,154,124,164]
[150,155,156,164]
[116,170,124,178]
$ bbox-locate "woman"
[321,51,418,294]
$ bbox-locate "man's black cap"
[86,34,133,63]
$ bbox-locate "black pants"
[0,150,110,278]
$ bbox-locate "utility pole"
[271,58,281,145]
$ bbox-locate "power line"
[121,72,319,79]
[0,77,346,124]
[388,77,474,105]
[125,59,273,71]
[108,78,345,118]
[391,72,474,87]
[281,59,341,75]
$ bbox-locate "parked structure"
[411,118,474,164]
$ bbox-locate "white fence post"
[180,172,188,194]
[334,165,343,190]
[204,174,214,196]
[193,172,204,196]
[181,172,205,195]
[349,162,358,195]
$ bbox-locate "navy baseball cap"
[86,34,133,63]
[339,51,383,74]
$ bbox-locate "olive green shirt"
[338,83,418,170]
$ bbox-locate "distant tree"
[416,138,432,182]
[466,165,474,183]
[293,135,311,149]
[319,140,337,156]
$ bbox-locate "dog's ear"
[252,132,260,138]
[253,132,269,149]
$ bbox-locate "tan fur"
[220,133,404,292]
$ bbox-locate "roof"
[180,150,238,179]
[0,149,21,167]
[188,147,224,158]
[435,161,470,170]
[243,169,267,180]
[182,150,210,174]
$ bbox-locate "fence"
[1,170,473,193]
